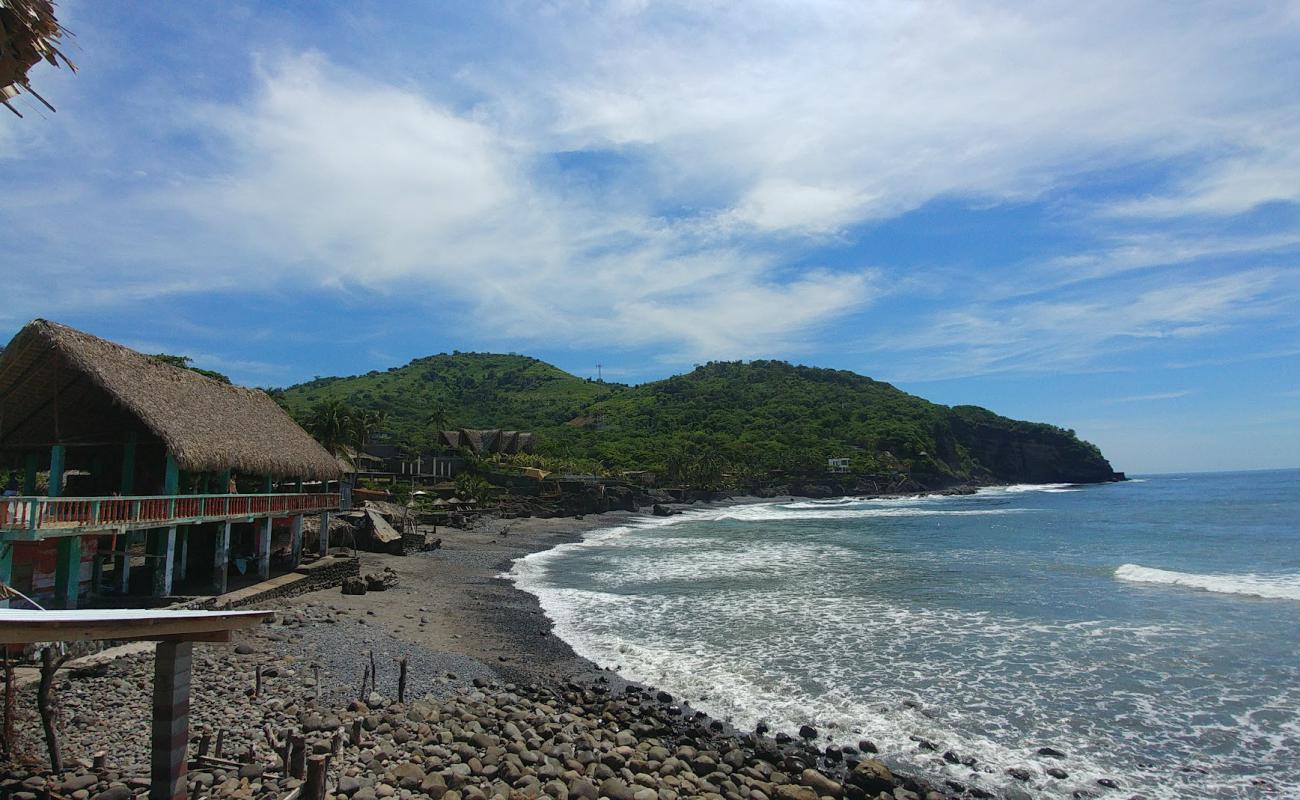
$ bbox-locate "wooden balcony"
[0,492,341,540]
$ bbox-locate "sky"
[2,1,1299,474]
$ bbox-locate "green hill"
[275,355,1119,486]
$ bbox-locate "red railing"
[0,493,341,533]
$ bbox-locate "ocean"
[509,470,1300,799]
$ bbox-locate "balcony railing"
[0,493,341,537]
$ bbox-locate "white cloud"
[877,268,1295,380]
[1109,390,1194,403]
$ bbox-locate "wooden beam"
[0,609,272,645]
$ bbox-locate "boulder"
[342,577,367,595]
[846,760,895,795]
[799,769,842,798]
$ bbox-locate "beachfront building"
[0,320,343,609]
[827,457,851,474]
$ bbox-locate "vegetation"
[277,355,1115,486]
[150,353,231,384]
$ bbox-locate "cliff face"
[946,410,1121,484]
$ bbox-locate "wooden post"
[257,517,271,580]
[48,444,65,498]
[120,434,136,495]
[151,641,193,800]
[289,733,306,779]
[318,511,331,557]
[212,521,231,595]
[289,515,303,569]
[398,656,408,704]
[263,475,273,494]
[150,528,176,597]
[53,537,82,610]
[304,755,328,800]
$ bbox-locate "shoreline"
[0,494,982,798]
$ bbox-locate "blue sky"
[3,1,1299,474]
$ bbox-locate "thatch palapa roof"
[0,319,340,480]
[0,0,75,117]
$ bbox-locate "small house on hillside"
[0,319,343,608]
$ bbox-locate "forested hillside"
[275,355,1119,486]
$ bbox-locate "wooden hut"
[0,320,342,607]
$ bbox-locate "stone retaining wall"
[223,554,360,608]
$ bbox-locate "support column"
[151,640,193,800]
[48,445,65,498]
[318,511,331,557]
[115,533,132,593]
[53,536,82,609]
[212,521,231,595]
[175,527,189,583]
[289,515,303,568]
[257,517,271,580]
[0,542,12,608]
[150,527,176,597]
[163,453,179,496]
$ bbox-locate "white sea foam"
[1115,564,1300,601]
[978,482,1080,494]
[715,504,1031,522]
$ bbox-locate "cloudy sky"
[3,1,1299,473]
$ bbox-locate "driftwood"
[37,647,70,772]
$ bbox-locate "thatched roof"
[0,319,340,480]
[0,0,75,117]
[440,428,537,456]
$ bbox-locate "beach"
[1,501,959,800]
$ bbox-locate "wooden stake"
[254,664,263,698]
[37,647,68,772]
[214,728,226,759]
[304,755,328,800]
[397,657,408,704]
[289,733,306,779]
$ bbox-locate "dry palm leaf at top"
[0,0,75,117]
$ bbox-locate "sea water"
[509,470,1300,798]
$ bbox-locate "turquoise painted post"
[53,537,81,609]
[257,517,272,580]
[151,527,176,597]
[163,453,179,496]
[121,434,136,494]
[48,445,65,498]
[263,475,273,494]
[23,453,37,495]
[294,478,303,494]
[0,543,12,608]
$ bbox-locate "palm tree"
[306,399,358,458]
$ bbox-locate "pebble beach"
[0,509,968,800]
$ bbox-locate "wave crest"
[1115,564,1300,601]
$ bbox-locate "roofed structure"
[440,428,536,456]
[0,319,340,480]
[0,0,75,117]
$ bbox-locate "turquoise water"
[510,470,1300,798]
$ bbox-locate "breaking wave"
[1115,564,1300,601]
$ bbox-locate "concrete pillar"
[150,640,193,800]
[212,521,231,595]
[0,543,12,608]
[150,527,176,597]
[53,536,81,609]
[48,444,65,498]
[115,533,132,593]
[257,517,271,580]
[290,515,303,568]
[175,527,189,583]
[318,511,331,557]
